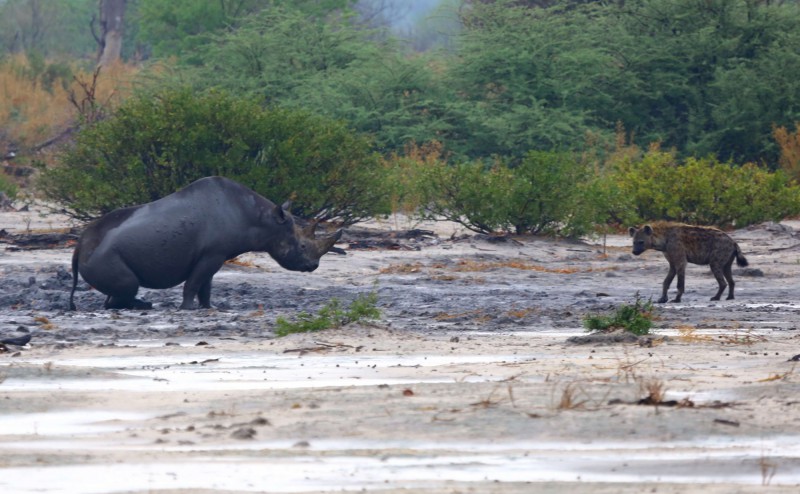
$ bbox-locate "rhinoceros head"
[267,202,342,272]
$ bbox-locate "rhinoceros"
[68,176,342,310]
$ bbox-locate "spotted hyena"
[628,222,749,303]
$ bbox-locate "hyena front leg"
[659,265,676,303]
[671,259,687,303]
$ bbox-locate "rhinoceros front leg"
[181,256,225,309]
[197,278,213,309]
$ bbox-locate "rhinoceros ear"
[275,201,292,224]
[302,218,319,237]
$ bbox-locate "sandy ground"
[1,208,800,493]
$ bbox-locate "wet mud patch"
[3,219,800,492]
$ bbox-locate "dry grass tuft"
[718,329,768,346]
[34,316,55,330]
[434,309,491,324]
[506,307,533,318]
[379,262,425,274]
[677,325,713,343]
[0,55,138,152]
[453,259,612,274]
[379,258,614,279]
[757,366,795,383]
[638,378,666,404]
[615,354,650,383]
[554,382,589,410]
[760,451,777,486]
[226,257,258,268]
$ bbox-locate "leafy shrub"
[774,123,800,182]
[420,158,514,234]
[583,295,654,336]
[38,87,391,224]
[505,151,604,237]
[0,173,17,199]
[275,291,380,337]
[420,150,605,237]
[608,149,800,228]
[381,141,446,216]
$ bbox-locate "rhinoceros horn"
[300,219,343,257]
[317,228,343,256]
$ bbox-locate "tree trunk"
[97,0,126,67]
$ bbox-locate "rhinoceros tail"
[69,246,79,311]
[735,243,748,268]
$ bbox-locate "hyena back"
[628,222,748,303]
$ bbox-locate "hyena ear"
[643,225,653,235]
[628,227,637,237]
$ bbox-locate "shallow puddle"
[1,353,535,392]
[0,410,149,436]
[1,437,799,493]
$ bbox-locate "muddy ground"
[1,210,799,493]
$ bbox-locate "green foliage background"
[6,0,800,231]
[38,88,391,224]
[419,151,601,236]
[606,151,800,228]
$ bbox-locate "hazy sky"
[386,0,443,30]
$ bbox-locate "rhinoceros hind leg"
[105,296,152,310]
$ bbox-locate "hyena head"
[628,225,654,256]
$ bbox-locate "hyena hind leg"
[709,264,728,301]
[723,261,736,300]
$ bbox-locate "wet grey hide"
[69,176,342,310]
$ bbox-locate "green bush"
[37,87,391,224]
[583,296,654,336]
[275,291,381,337]
[607,150,800,228]
[420,150,604,237]
[419,159,514,234]
[0,173,17,199]
[506,151,603,237]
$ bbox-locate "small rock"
[230,427,256,440]
[737,268,764,277]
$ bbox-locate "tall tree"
[132,0,355,61]
[95,0,127,66]
[0,0,96,57]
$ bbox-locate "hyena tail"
[735,243,749,268]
